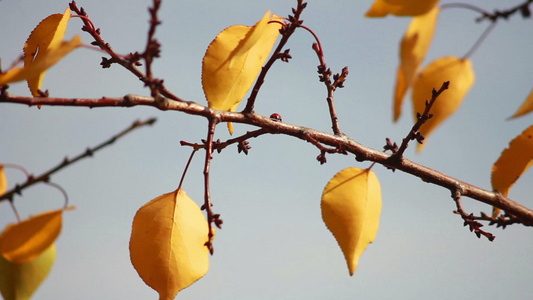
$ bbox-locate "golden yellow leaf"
[366,0,440,17]
[0,36,82,87]
[0,164,6,196]
[0,243,55,300]
[509,89,533,119]
[412,56,475,152]
[491,125,533,216]
[321,167,382,276]
[202,11,282,134]
[130,189,211,300]
[0,207,74,263]
[394,7,440,121]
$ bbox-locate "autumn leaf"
[0,207,74,263]
[366,0,440,17]
[0,164,6,196]
[321,167,382,276]
[0,244,55,300]
[509,89,533,119]
[202,11,282,134]
[130,189,211,300]
[491,125,533,216]
[0,8,81,96]
[412,56,475,152]
[394,7,439,121]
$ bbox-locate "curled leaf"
[0,243,56,300]
[130,189,211,300]
[394,7,439,121]
[0,8,81,96]
[412,56,475,152]
[202,11,282,134]
[509,89,533,119]
[321,167,382,276]
[366,0,440,17]
[491,125,533,216]
[0,207,74,263]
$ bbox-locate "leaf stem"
[177,149,197,191]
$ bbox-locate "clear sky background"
[1,0,532,299]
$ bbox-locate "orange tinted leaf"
[0,244,55,300]
[321,167,382,275]
[509,89,533,119]
[412,56,475,152]
[492,125,533,197]
[25,8,71,96]
[202,11,282,134]
[394,7,439,121]
[0,207,74,263]
[366,0,440,17]
[491,125,533,217]
[0,164,6,196]
[130,189,211,300]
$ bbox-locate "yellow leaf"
[394,7,439,121]
[25,8,71,96]
[412,56,475,152]
[0,164,6,196]
[130,189,211,299]
[0,243,55,300]
[366,0,440,17]
[0,207,74,263]
[491,125,533,216]
[0,36,82,87]
[202,11,282,134]
[509,89,533,119]
[321,167,382,276]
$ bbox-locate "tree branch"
[0,117,157,203]
[2,93,531,225]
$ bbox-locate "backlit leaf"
[394,7,439,121]
[130,189,211,300]
[491,125,533,216]
[0,164,6,196]
[0,244,55,300]
[366,0,440,17]
[412,56,475,152]
[202,11,282,134]
[0,36,82,87]
[321,167,382,276]
[509,89,533,119]
[0,207,74,263]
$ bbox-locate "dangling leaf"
[130,189,212,300]
[0,243,56,300]
[321,167,382,276]
[491,125,533,216]
[365,0,440,17]
[0,207,74,263]
[394,7,439,121]
[509,89,533,119]
[0,36,82,87]
[412,56,475,152]
[0,164,6,196]
[0,8,80,96]
[202,11,282,134]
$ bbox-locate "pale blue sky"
[1,0,532,299]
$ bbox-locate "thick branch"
[2,93,532,225]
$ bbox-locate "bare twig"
[392,81,450,158]
[242,0,307,113]
[0,118,157,204]
[452,189,495,241]
[202,119,220,255]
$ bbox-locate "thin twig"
[392,81,450,158]
[452,188,495,241]
[242,0,307,113]
[202,119,219,255]
[177,149,197,191]
[0,118,157,204]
